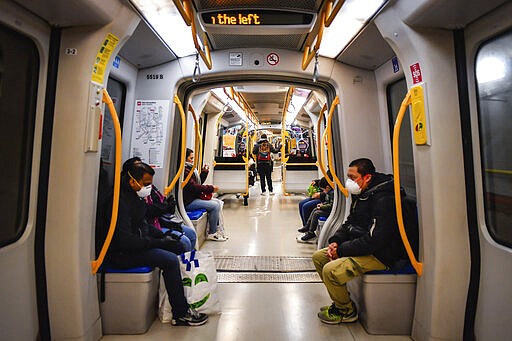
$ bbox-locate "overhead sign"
[201,10,314,26]
[267,53,279,66]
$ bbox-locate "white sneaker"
[207,231,227,242]
[269,191,274,195]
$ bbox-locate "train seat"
[186,209,208,247]
[283,169,319,193]
[98,266,159,335]
[213,169,248,194]
[316,215,328,236]
[347,264,417,335]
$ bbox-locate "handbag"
[179,250,221,314]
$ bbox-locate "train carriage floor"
[101,181,412,341]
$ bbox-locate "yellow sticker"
[91,33,119,84]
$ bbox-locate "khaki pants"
[312,248,387,312]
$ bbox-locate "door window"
[475,30,512,247]
[0,24,39,247]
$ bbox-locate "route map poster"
[130,99,170,168]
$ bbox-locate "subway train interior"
[1,0,512,340]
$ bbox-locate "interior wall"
[375,3,470,340]
[45,6,140,340]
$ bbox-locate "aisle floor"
[101,182,412,341]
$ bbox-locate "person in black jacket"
[313,158,408,325]
[105,162,208,326]
[252,134,279,194]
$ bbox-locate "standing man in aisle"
[252,133,279,195]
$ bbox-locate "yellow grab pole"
[317,104,335,188]
[392,89,423,276]
[182,104,201,188]
[164,95,187,196]
[325,96,348,197]
[91,89,122,274]
[281,88,294,196]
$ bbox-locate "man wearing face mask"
[313,158,408,325]
[104,162,208,326]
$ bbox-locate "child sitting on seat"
[297,178,333,243]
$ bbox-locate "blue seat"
[186,209,206,220]
[318,216,327,221]
[103,266,153,273]
[366,262,416,275]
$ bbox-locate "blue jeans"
[107,248,188,318]
[299,198,321,226]
[168,224,197,251]
[186,198,221,234]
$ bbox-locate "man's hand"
[327,242,339,260]
[312,192,321,199]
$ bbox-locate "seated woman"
[122,157,197,251]
[183,148,227,242]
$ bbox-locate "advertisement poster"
[131,99,170,168]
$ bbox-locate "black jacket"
[328,172,407,268]
[107,177,165,253]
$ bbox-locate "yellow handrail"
[392,89,423,276]
[325,96,348,197]
[172,0,192,25]
[302,10,326,70]
[189,2,212,70]
[164,95,187,196]
[317,104,335,188]
[281,87,294,196]
[182,104,202,188]
[324,0,346,27]
[91,89,122,274]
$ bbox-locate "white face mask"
[137,185,152,198]
[345,178,361,195]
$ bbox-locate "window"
[0,24,39,247]
[387,78,416,199]
[476,30,512,247]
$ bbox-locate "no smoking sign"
[267,53,279,66]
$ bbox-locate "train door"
[0,11,50,340]
[465,3,512,339]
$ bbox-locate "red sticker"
[410,63,422,84]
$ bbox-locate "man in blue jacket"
[313,158,409,324]
[105,162,208,326]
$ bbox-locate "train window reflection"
[0,24,39,247]
[476,30,512,248]
[387,78,416,199]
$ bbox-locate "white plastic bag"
[179,250,221,314]
[158,272,172,323]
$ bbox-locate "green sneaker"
[319,302,335,312]
[317,305,358,324]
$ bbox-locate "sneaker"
[207,231,227,242]
[317,305,358,324]
[171,310,208,326]
[261,191,267,195]
[297,226,309,233]
[269,191,274,195]
[297,232,317,243]
[319,302,336,312]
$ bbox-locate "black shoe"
[171,310,208,326]
[297,232,317,244]
[297,226,309,233]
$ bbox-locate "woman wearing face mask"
[103,161,208,326]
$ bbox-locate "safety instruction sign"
[130,100,170,168]
[91,33,119,84]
